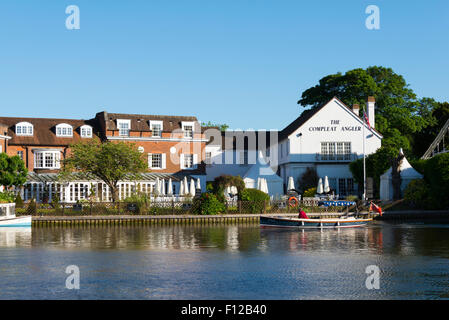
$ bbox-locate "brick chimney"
[367,96,375,129]
[352,104,360,116]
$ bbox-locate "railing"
[315,153,357,162]
[15,199,355,216]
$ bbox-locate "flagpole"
[363,110,367,202]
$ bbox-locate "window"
[80,125,93,138]
[34,150,60,169]
[320,142,351,161]
[182,122,194,138]
[148,153,165,169]
[184,154,193,169]
[205,152,212,166]
[56,123,73,137]
[15,122,33,136]
[149,121,163,138]
[17,151,23,160]
[117,119,131,137]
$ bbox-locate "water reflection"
[0,228,32,247]
[19,221,449,258]
[1,222,449,299]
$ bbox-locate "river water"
[0,221,448,299]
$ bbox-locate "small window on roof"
[80,125,93,138]
[149,120,163,138]
[15,122,34,136]
[56,123,73,137]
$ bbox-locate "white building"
[380,149,423,201]
[205,96,383,198]
[275,97,382,196]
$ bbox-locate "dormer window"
[56,123,73,137]
[117,119,130,137]
[182,121,194,138]
[80,125,93,138]
[16,122,34,136]
[149,120,163,138]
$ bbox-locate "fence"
[16,198,355,216]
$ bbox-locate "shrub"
[303,187,317,198]
[404,179,433,209]
[123,193,151,214]
[212,175,245,201]
[15,194,24,208]
[0,191,15,203]
[26,198,37,215]
[193,193,225,215]
[241,188,269,213]
[424,153,449,208]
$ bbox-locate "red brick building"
[0,112,207,202]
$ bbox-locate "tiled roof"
[101,112,199,132]
[0,116,100,146]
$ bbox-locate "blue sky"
[0,1,448,130]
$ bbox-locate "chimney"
[352,104,360,116]
[367,96,375,129]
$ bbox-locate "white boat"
[0,203,31,227]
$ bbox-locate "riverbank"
[379,210,449,220]
[31,212,377,226]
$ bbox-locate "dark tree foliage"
[212,175,246,201]
[298,167,319,193]
[0,153,28,188]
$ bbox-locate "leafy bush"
[299,167,319,192]
[26,198,37,215]
[345,195,358,201]
[0,192,15,203]
[404,179,433,209]
[15,194,24,208]
[212,175,245,202]
[193,193,225,215]
[123,193,151,214]
[424,153,449,208]
[241,188,269,213]
[303,187,317,198]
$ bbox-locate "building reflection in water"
[21,223,388,254]
[0,228,32,247]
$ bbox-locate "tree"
[298,66,436,156]
[63,139,147,202]
[298,167,318,193]
[201,121,229,132]
[0,153,28,189]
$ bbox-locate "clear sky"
[0,1,448,131]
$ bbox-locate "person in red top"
[298,207,309,219]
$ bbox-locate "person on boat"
[298,207,309,219]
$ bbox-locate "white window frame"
[181,121,195,139]
[33,150,61,169]
[15,122,34,136]
[149,120,163,138]
[117,119,131,137]
[180,153,197,170]
[55,123,73,137]
[80,125,93,138]
[148,153,166,170]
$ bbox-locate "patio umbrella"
[257,178,262,191]
[167,178,173,195]
[189,179,196,196]
[324,176,330,193]
[183,177,189,194]
[196,178,201,191]
[287,176,295,191]
[154,177,160,195]
[179,180,184,196]
[317,178,323,194]
[263,178,269,194]
[160,179,166,195]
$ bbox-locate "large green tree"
[63,139,147,202]
[0,153,28,189]
[298,66,436,156]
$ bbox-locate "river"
[0,221,448,299]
